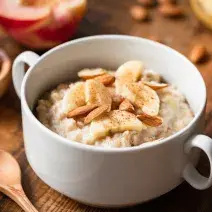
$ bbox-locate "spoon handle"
[1,184,38,212]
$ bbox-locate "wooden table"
[1,0,212,211]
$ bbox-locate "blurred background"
[1,0,212,211]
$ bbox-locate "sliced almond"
[84,105,108,124]
[119,99,135,113]
[78,68,106,80]
[67,104,98,118]
[189,45,207,64]
[137,113,163,127]
[85,79,112,112]
[95,74,115,86]
[143,81,168,90]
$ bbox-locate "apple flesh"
[0,0,87,49]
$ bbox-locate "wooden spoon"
[0,150,38,212]
[0,49,11,98]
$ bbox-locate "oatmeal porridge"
[36,61,194,148]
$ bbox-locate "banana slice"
[120,82,160,116]
[116,60,144,82]
[90,110,144,140]
[85,79,112,112]
[115,60,144,94]
[62,82,85,114]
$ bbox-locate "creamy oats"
[36,61,194,148]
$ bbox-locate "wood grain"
[1,0,212,211]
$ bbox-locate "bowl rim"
[21,35,207,153]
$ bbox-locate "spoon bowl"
[0,150,21,186]
[0,150,38,212]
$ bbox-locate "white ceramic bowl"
[12,35,212,207]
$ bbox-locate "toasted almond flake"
[84,105,109,124]
[143,81,168,90]
[67,104,98,118]
[78,68,106,80]
[137,113,163,127]
[95,74,115,86]
[119,99,135,113]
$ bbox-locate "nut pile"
[63,61,168,140]
[130,0,209,64]
[130,0,184,22]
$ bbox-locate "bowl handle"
[12,51,40,98]
[183,134,212,190]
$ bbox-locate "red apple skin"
[0,0,50,30]
[0,0,87,49]
[9,20,80,49]
[0,16,46,30]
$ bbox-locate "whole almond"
[157,0,176,4]
[137,0,155,7]
[95,74,115,86]
[158,4,183,17]
[130,5,149,22]
[137,113,163,127]
[119,99,135,113]
[67,104,98,118]
[189,45,207,64]
[84,105,108,124]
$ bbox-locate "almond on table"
[157,0,176,4]
[158,4,184,17]
[130,5,149,22]
[137,0,155,7]
[189,45,207,64]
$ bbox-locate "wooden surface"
[1,0,212,211]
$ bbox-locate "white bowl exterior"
[21,36,206,206]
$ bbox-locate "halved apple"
[0,0,87,49]
[0,0,50,30]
